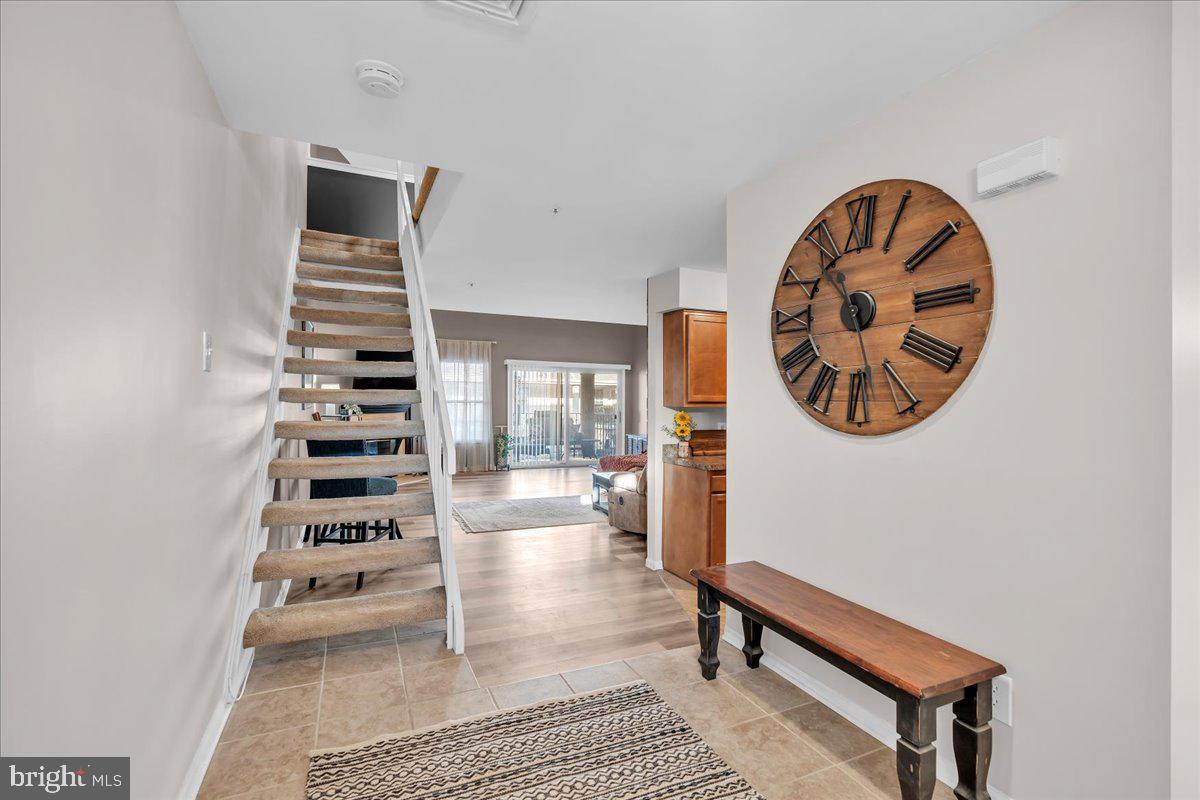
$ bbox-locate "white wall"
[0,3,306,798]
[646,268,727,569]
[725,3,1172,798]
[1170,2,1200,797]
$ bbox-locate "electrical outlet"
[201,331,213,372]
[992,675,1013,726]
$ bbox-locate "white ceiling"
[177,0,1071,325]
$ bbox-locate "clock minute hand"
[834,272,875,399]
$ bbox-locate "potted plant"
[340,403,364,421]
[662,411,694,457]
[494,427,511,471]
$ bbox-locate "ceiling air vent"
[438,0,525,26]
[355,60,404,99]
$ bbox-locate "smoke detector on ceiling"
[355,60,404,99]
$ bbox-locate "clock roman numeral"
[880,189,911,254]
[804,361,839,414]
[900,325,964,372]
[843,194,877,253]
[782,267,820,298]
[882,358,921,415]
[805,220,841,270]
[774,305,812,335]
[913,279,980,312]
[779,335,820,383]
[904,219,961,272]
[846,369,870,426]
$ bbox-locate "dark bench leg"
[696,581,721,680]
[741,615,763,668]
[896,696,937,800]
[952,681,993,800]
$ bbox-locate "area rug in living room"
[452,494,607,533]
[305,681,762,800]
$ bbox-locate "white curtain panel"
[437,338,494,472]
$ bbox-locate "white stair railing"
[397,168,464,654]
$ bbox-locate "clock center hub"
[840,290,877,331]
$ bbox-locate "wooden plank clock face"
[771,179,993,436]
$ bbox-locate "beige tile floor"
[200,630,955,799]
[199,468,955,799]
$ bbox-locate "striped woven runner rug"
[306,681,762,799]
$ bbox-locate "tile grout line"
[719,669,819,718]
[392,628,413,730]
[312,638,327,747]
[838,749,900,800]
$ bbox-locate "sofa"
[607,467,647,535]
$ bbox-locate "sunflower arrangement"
[662,410,695,442]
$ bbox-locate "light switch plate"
[201,331,213,372]
[992,675,1013,726]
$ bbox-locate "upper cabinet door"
[685,312,726,404]
[664,309,727,407]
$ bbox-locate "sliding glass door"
[507,361,626,467]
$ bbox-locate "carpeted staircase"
[241,227,458,651]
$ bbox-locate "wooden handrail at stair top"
[412,166,440,223]
[692,561,1005,699]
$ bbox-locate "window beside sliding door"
[508,361,626,467]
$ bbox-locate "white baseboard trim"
[645,558,664,570]
[723,626,1013,800]
[177,696,234,799]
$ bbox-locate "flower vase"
[677,441,691,458]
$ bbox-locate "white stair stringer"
[396,170,465,655]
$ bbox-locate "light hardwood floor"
[284,467,696,685]
[200,467,953,800]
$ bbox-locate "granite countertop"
[662,445,726,471]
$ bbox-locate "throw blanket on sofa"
[598,453,647,472]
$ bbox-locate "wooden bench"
[691,561,1005,800]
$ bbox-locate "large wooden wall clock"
[771,179,993,436]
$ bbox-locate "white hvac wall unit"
[976,137,1062,198]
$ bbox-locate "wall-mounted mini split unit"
[355,60,404,99]
[976,137,1062,198]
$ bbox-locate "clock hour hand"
[834,272,874,399]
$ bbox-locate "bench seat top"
[692,561,1005,699]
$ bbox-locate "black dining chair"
[352,349,418,457]
[304,438,400,590]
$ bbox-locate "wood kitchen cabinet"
[663,459,726,585]
[663,309,726,407]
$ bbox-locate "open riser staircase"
[229,172,462,680]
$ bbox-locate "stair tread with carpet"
[268,453,429,479]
[286,329,414,352]
[299,244,402,272]
[292,283,408,307]
[273,418,423,440]
[238,207,457,655]
[277,387,420,406]
[260,492,435,527]
[301,228,399,254]
[243,586,447,648]
[282,357,417,378]
[297,262,406,288]
[252,536,440,581]
[289,304,411,329]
